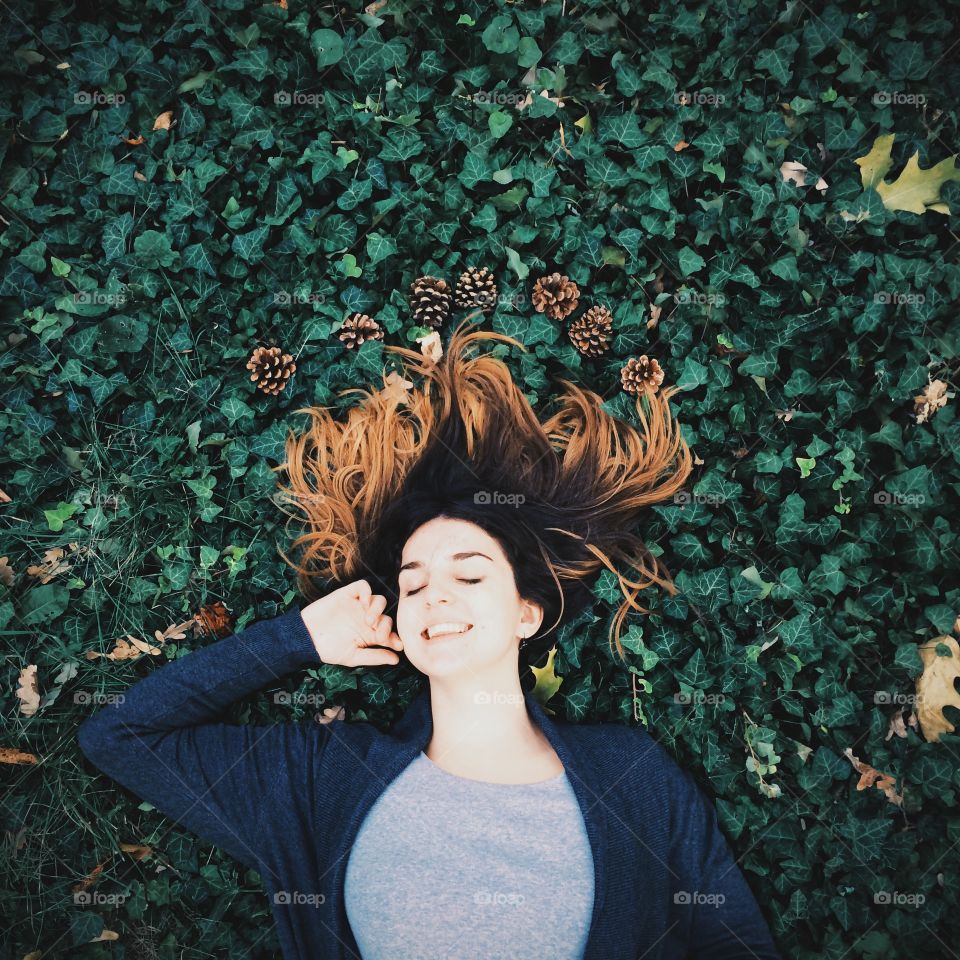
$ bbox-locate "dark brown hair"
[272,317,692,662]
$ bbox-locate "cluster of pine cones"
[246,266,665,399]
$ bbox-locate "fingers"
[352,645,401,667]
[364,594,388,626]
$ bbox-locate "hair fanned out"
[272,317,693,662]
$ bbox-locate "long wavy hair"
[271,317,693,664]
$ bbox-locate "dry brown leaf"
[381,369,414,409]
[916,635,960,742]
[364,0,387,13]
[0,556,13,586]
[90,929,119,943]
[842,747,903,807]
[0,747,38,764]
[119,843,153,861]
[913,378,949,425]
[416,330,443,364]
[153,111,174,130]
[316,705,345,724]
[133,171,147,181]
[779,160,828,193]
[85,634,164,662]
[72,861,106,893]
[17,666,40,716]
[0,487,11,503]
[195,600,230,638]
[673,139,690,152]
[516,89,566,113]
[124,134,145,145]
[26,545,80,583]
[647,303,662,330]
[886,712,908,740]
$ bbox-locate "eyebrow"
[399,552,493,573]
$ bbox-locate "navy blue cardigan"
[77,607,782,960]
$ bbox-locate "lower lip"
[425,627,473,642]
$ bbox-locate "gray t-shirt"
[344,750,595,960]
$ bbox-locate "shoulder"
[562,719,710,816]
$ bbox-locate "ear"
[518,599,544,638]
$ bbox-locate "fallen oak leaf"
[913,378,950,425]
[17,665,40,716]
[842,747,904,807]
[153,110,174,130]
[916,634,960,742]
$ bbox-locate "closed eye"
[404,578,482,597]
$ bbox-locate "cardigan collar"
[369,682,609,946]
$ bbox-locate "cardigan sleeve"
[76,606,327,876]
[668,763,783,960]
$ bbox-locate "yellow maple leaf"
[854,133,960,215]
[529,646,563,713]
[915,635,960,742]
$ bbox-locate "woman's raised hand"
[299,579,404,668]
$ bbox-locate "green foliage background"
[2,0,960,957]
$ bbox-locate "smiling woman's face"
[395,515,543,676]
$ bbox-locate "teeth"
[425,622,471,639]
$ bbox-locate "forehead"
[400,518,500,569]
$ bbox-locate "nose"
[422,581,453,607]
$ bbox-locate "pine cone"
[409,275,452,330]
[246,345,296,396]
[339,313,385,349]
[567,304,613,358]
[453,266,498,313]
[621,355,665,395]
[532,272,580,321]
